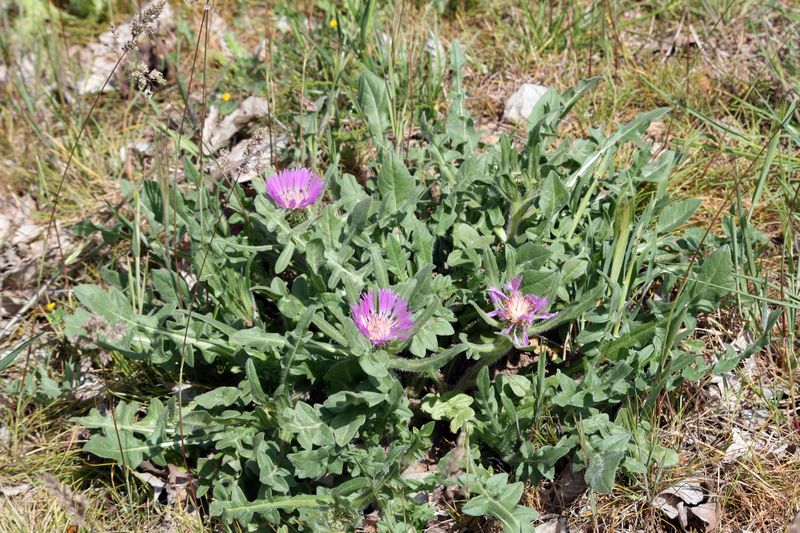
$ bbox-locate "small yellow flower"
[46,302,56,311]
[329,19,337,29]
[221,92,231,102]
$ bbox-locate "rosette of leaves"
[65,43,776,531]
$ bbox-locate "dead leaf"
[207,16,234,60]
[201,96,271,155]
[691,501,720,532]
[1,483,32,497]
[535,517,569,533]
[723,429,752,463]
[652,478,718,531]
[660,478,705,506]
[787,513,800,533]
[166,463,197,509]
[42,474,89,529]
[131,470,166,504]
[540,462,587,512]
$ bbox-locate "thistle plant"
[61,46,772,533]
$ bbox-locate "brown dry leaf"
[652,478,719,531]
[42,474,89,529]
[131,470,166,504]
[691,501,720,532]
[787,513,800,533]
[166,463,197,509]
[535,517,569,533]
[0,483,32,498]
[0,192,47,323]
[540,462,587,512]
[361,510,379,532]
[201,96,271,155]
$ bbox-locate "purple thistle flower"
[351,289,415,346]
[487,277,556,347]
[265,167,324,209]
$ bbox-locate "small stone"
[503,84,550,124]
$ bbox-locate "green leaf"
[151,269,189,304]
[656,198,701,233]
[74,284,132,325]
[370,245,390,288]
[246,358,267,404]
[288,446,342,479]
[83,432,148,469]
[585,451,624,493]
[282,402,334,450]
[385,234,410,280]
[585,434,630,493]
[560,257,587,285]
[525,284,605,338]
[502,375,531,397]
[0,334,40,372]
[193,387,240,409]
[77,401,179,469]
[538,173,569,219]
[690,246,734,305]
[378,151,416,216]
[358,70,390,143]
[275,242,295,274]
[601,320,660,360]
[564,108,670,189]
[462,473,537,533]
[229,328,285,350]
[358,349,390,378]
[454,223,494,249]
[209,487,333,520]
[421,393,475,433]
[329,412,366,446]
[347,197,373,234]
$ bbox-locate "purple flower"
[487,277,556,346]
[351,289,415,346]
[266,167,324,209]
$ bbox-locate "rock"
[503,84,550,124]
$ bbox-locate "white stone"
[503,83,550,124]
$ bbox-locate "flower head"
[266,168,324,210]
[221,92,231,102]
[487,277,556,346]
[329,18,338,29]
[351,289,415,346]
